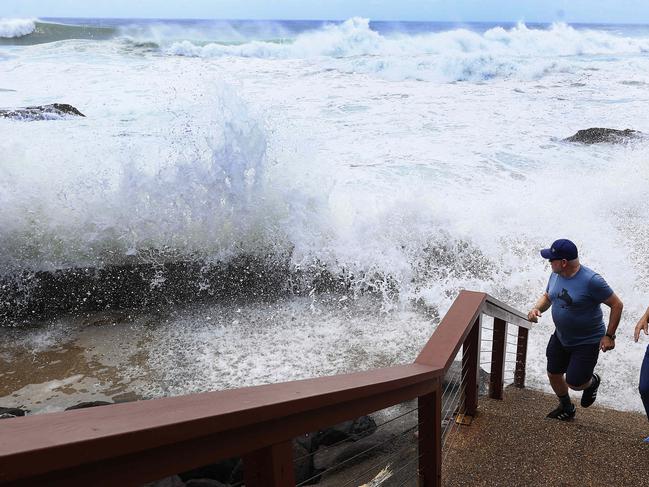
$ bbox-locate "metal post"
[489,318,507,399]
[418,384,442,487]
[462,315,481,416]
[514,327,529,388]
[243,441,295,487]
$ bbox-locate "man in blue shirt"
[527,239,623,421]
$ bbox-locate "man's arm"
[600,292,623,352]
[528,293,551,322]
[634,306,649,342]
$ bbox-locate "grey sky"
[2,0,648,24]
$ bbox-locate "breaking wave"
[0,20,116,45]
[168,18,649,81]
[0,18,36,38]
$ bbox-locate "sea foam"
[0,18,36,38]
[167,18,649,82]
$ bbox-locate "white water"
[0,18,36,38]
[1,19,649,414]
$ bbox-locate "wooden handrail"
[0,291,530,487]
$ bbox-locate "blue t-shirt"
[545,265,613,346]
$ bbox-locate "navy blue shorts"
[546,333,599,387]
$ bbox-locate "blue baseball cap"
[540,239,578,260]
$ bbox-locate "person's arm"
[635,306,649,342]
[600,292,623,352]
[527,293,551,322]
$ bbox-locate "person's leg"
[546,334,574,419]
[548,373,569,396]
[564,341,600,407]
[639,344,649,421]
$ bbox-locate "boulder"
[293,439,316,485]
[308,416,378,450]
[0,103,85,120]
[443,361,491,397]
[0,407,28,419]
[564,128,642,144]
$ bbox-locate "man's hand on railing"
[527,308,542,322]
[528,293,551,323]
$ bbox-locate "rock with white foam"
[564,127,642,144]
[0,103,85,121]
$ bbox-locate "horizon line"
[35,16,649,27]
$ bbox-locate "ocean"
[1,17,648,414]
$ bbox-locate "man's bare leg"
[548,372,569,396]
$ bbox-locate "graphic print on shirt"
[557,288,573,308]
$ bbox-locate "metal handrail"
[0,290,531,487]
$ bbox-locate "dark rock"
[0,407,28,419]
[0,103,85,120]
[179,458,240,484]
[65,401,113,410]
[178,441,316,485]
[0,254,291,322]
[443,361,491,396]
[314,432,385,472]
[564,127,642,144]
[309,416,378,450]
[293,439,317,485]
[143,475,185,487]
[313,408,416,482]
[185,480,228,487]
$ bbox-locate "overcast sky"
[2,0,648,24]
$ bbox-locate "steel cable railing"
[440,335,475,447]
[388,453,423,487]
[291,405,420,466]
[295,407,421,487]
[310,422,420,487]
[335,428,419,487]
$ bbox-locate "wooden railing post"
[243,441,295,487]
[489,317,507,399]
[418,383,442,487]
[462,315,481,416]
[514,327,529,388]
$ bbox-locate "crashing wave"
[166,18,649,81]
[0,18,36,38]
[169,18,649,59]
[0,20,116,45]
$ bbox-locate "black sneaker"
[581,373,601,408]
[546,403,576,421]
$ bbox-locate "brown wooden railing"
[0,290,531,487]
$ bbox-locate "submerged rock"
[564,127,642,144]
[0,103,85,120]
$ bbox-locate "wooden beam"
[489,318,507,400]
[418,385,442,487]
[244,441,295,487]
[514,327,529,388]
